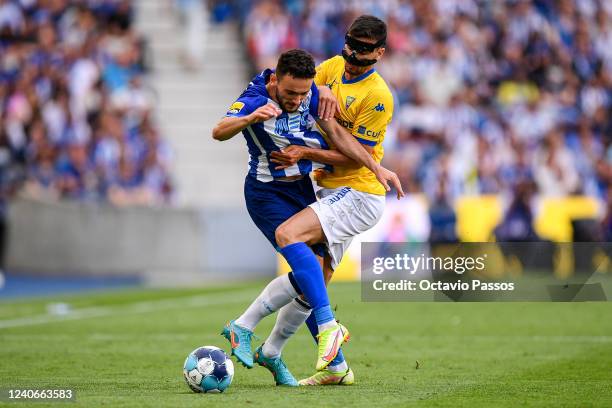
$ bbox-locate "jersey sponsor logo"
[345,96,356,109]
[357,125,381,139]
[274,112,310,135]
[373,103,385,112]
[336,118,354,129]
[227,101,245,114]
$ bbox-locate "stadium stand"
[4,0,612,244]
[0,0,173,206]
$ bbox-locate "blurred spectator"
[494,180,538,242]
[602,190,612,241]
[533,129,580,196]
[244,1,298,71]
[428,178,458,243]
[174,0,208,71]
[0,0,173,206]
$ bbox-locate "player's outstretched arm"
[212,103,282,141]
[315,118,405,199]
[315,118,379,170]
[270,145,360,169]
[212,116,252,141]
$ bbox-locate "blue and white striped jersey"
[225,69,331,182]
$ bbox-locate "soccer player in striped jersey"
[213,49,402,386]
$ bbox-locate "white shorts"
[309,186,386,269]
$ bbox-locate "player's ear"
[269,73,278,86]
[376,47,385,59]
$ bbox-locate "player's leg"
[253,296,309,386]
[233,273,300,332]
[279,186,386,371]
[260,249,324,359]
[275,209,350,370]
[221,177,311,369]
[221,275,301,369]
[256,247,325,385]
[301,187,385,383]
[296,255,348,370]
[269,253,353,384]
[299,256,353,385]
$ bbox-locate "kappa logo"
[373,103,385,112]
[227,101,244,115]
[345,96,356,109]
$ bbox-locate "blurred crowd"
[0,0,173,207]
[229,0,612,240]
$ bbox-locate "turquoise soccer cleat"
[221,320,256,369]
[253,345,299,386]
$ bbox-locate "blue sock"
[280,243,333,325]
[305,312,345,366]
[305,311,318,339]
[313,306,334,325]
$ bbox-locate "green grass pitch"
[1,281,611,407]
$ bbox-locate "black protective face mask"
[342,34,385,67]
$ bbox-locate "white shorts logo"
[324,187,351,206]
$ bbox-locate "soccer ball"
[183,346,234,393]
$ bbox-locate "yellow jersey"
[314,55,394,196]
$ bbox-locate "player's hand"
[248,103,282,124]
[373,165,405,200]
[270,145,306,169]
[317,85,340,121]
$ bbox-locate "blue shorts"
[244,175,326,257]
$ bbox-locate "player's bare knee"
[275,224,296,247]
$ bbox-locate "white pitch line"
[0,289,257,330]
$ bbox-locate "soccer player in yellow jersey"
[267,15,400,385]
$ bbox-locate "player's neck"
[266,82,280,106]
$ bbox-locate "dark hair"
[348,15,387,43]
[275,49,316,79]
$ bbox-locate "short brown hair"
[348,15,387,44]
[276,49,316,79]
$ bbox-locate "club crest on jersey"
[345,96,356,109]
[227,101,244,115]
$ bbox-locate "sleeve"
[314,58,333,87]
[224,94,265,118]
[308,82,319,119]
[352,89,394,146]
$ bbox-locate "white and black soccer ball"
[183,346,234,393]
